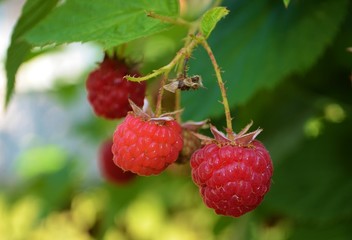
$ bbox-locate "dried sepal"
[191,132,215,145]
[129,99,150,120]
[160,109,184,118]
[237,121,253,136]
[210,124,230,143]
[192,121,263,147]
[142,98,154,116]
[182,119,209,131]
[149,116,175,121]
[233,128,262,146]
[128,99,179,124]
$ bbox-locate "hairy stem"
[173,52,186,122]
[125,34,199,118]
[175,90,181,122]
[173,26,199,122]
[155,73,168,116]
[126,38,199,83]
[199,38,233,137]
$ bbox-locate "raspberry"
[86,55,146,119]
[112,111,183,176]
[190,123,273,217]
[98,139,136,185]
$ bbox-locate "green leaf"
[235,37,352,223]
[288,220,352,240]
[283,0,290,8]
[200,7,229,39]
[265,117,352,223]
[5,41,31,107]
[5,0,59,107]
[24,0,179,49]
[182,0,349,120]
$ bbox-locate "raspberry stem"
[175,90,181,122]
[155,73,168,116]
[174,51,188,122]
[125,38,198,83]
[126,8,232,130]
[199,37,233,137]
[173,26,198,122]
[127,38,198,116]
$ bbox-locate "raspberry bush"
[4,0,352,239]
[1,0,283,221]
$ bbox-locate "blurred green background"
[0,0,351,239]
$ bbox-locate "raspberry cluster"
[87,52,273,218]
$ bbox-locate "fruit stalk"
[175,90,181,122]
[155,73,168,116]
[171,19,198,120]
[199,38,233,136]
[125,38,198,82]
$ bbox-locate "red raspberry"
[86,55,146,119]
[99,139,136,185]
[190,123,273,217]
[112,112,183,176]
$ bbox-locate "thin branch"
[199,36,233,137]
[155,73,169,116]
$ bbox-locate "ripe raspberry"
[86,55,146,119]
[99,139,136,185]
[190,123,273,217]
[112,104,183,176]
